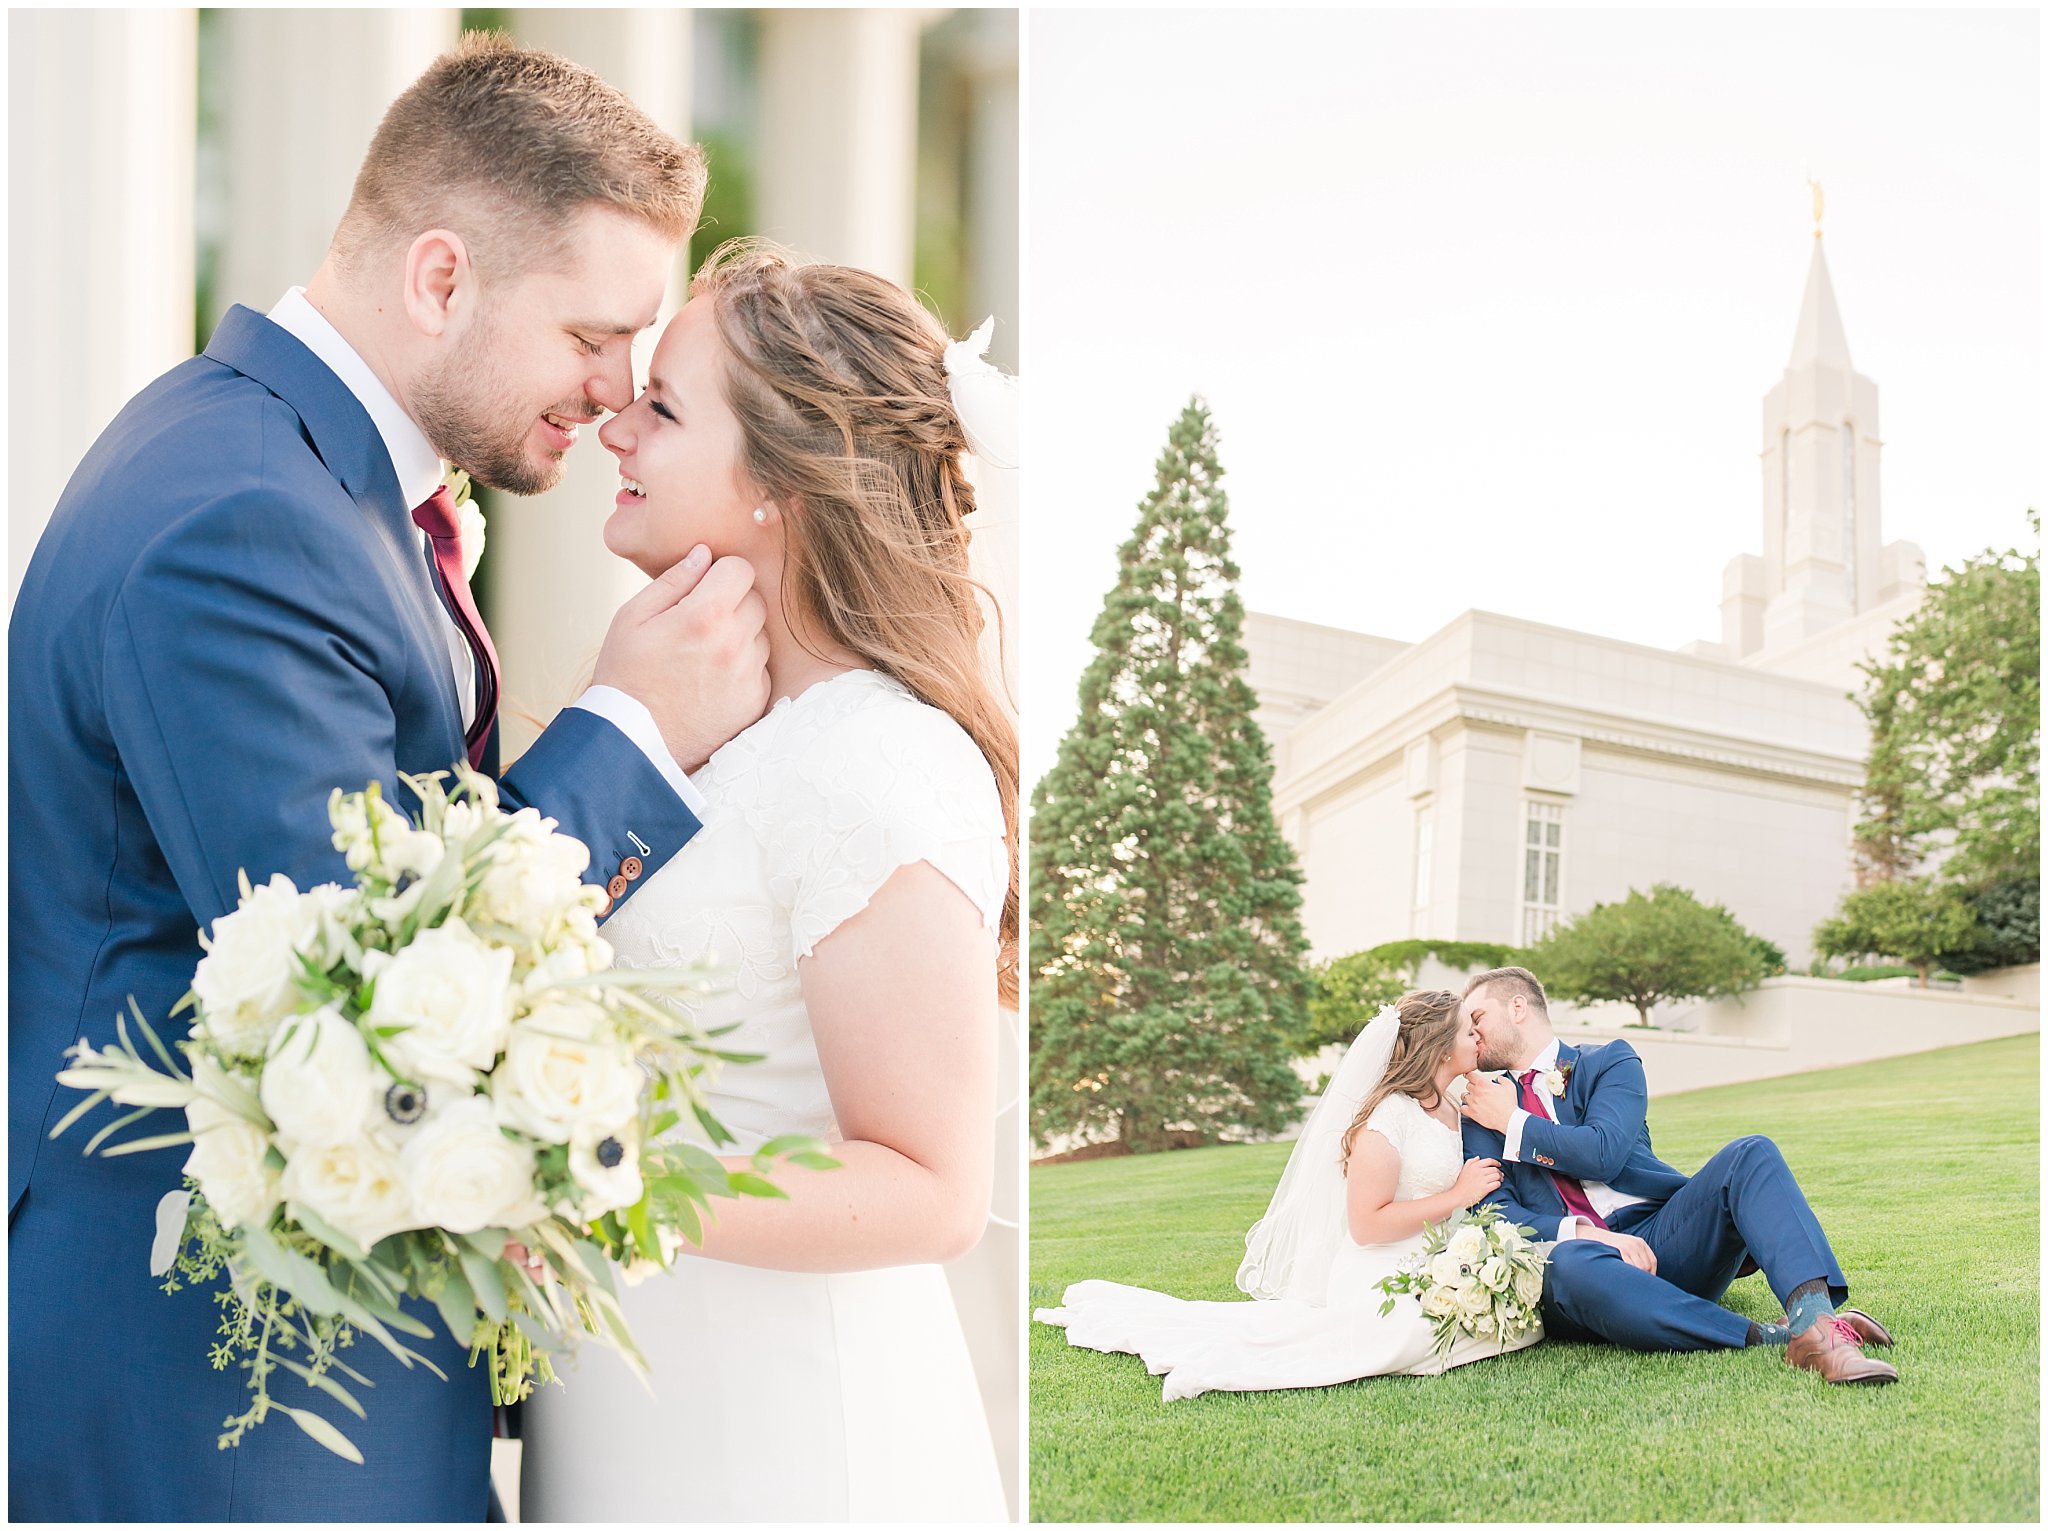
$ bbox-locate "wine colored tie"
[1517,1070,1607,1231]
[411,486,498,768]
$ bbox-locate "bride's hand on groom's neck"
[595,544,773,770]
[1459,1071,1516,1133]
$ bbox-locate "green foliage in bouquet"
[54,765,834,1463]
[1375,1203,1548,1362]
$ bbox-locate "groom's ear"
[402,228,474,339]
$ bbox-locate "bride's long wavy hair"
[691,238,1019,1006]
[1341,989,1462,1171]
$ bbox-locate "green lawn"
[1029,1034,2039,1522]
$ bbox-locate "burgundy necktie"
[1517,1070,1607,1231]
[411,486,498,768]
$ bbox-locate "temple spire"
[1787,233,1852,371]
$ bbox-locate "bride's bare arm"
[1345,1127,1501,1245]
[678,859,997,1272]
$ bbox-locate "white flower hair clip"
[943,316,1019,471]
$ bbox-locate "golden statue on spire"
[1808,177,1824,239]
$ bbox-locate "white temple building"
[1248,234,1925,968]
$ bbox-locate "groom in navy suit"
[10,36,771,1521]
[1455,967,1898,1385]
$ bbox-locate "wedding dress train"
[1035,1093,1543,1400]
[523,671,1008,1522]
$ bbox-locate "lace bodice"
[600,670,1006,1149]
[1361,1093,1464,1203]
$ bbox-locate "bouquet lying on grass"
[1376,1204,1547,1360]
[53,766,831,1463]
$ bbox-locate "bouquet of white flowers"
[1375,1205,1548,1360]
[52,766,830,1463]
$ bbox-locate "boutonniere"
[1538,1065,1570,1099]
[445,468,487,582]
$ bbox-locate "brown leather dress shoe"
[1776,1307,1895,1347]
[1786,1314,1899,1384]
[1834,1308,1895,1348]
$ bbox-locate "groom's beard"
[413,309,589,497]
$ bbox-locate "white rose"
[1479,1255,1511,1292]
[1420,1284,1460,1319]
[1474,1312,1497,1337]
[1456,1283,1493,1320]
[183,1097,279,1230]
[473,810,592,936]
[1427,1251,1466,1289]
[1540,1068,1567,1099]
[568,1119,643,1216]
[1514,1265,1545,1306]
[1446,1224,1488,1267]
[259,1007,376,1148]
[280,1138,414,1251]
[191,873,324,1056]
[399,1096,543,1234]
[367,919,514,1085]
[493,1000,642,1144]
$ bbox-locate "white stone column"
[755,9,923,280]
[958,11,1019,372]
[9,9,197,604]
[490,10,694,760]
[215,10,459,326]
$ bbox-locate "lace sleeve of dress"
[1363,1093,1418,1156]
[776,696,1007,960]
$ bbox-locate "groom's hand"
[596,545,771,771]
[1458,1071,1516,1133]
[1587,1228,1657,1274]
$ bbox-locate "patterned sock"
[1746,1319,1790,1347]
[1785,1278,1835,1336]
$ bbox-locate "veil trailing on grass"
[1235,1004,1400,1306]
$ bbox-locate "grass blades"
[1028,1034,2039,1522]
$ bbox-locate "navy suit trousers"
[1541,1135,1848,1352]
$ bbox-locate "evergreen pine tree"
[1029,399,1309,1152]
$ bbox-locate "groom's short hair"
[334,31,704,276]
[1464,966,1549,1016]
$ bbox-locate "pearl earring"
[752,507,768,525]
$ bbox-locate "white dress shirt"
[1502,1036,1646,1240]
[265,288,705,818]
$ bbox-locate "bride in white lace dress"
[1036,990,1544,1400]
[522,242,1015,1521]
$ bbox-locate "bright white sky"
[1021,7,2041,787]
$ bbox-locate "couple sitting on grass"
[1036,966,1898,1398]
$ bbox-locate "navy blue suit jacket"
[8,306,700,1520]
[1459,1039,1690,1241]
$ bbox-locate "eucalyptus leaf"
[81,1104,156,1156]
[271,1356,367,1420]
[457,1246,508,1324]
[285,1205,367,1263]
[430,1264,480,1346]
[239,1224,350,1317]
[280,1405,364,1464]
[47,1087,111,1141]
[99,1128,200,1157]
